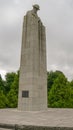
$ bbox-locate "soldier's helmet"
[33,4,40,10]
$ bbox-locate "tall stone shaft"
[18,5,47,111]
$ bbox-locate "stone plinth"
[0,109,73,130]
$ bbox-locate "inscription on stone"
[22,91,29,98]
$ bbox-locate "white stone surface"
[0,109,73,127]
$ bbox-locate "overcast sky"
[0,0,73,80]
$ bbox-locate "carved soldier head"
[33,4,40,10]
[33,4,40,14]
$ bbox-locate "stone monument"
[18,4,47,111]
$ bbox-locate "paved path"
[0,108,73,128]
[0,129,11,130]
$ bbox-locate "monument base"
[0,108,73,130]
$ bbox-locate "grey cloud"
[0,0,73,80]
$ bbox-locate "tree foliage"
[0,70,73,108]
[7,89,18,108]
[47,70,65,91]
[0,75,5,92]
[0,71,19,108]
[5,72,16,93]
[7,71,19,108]
[48,71,73,108]
[0,90,8,108]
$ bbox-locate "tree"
[7,71,19,108]
[5,72,16,93]
[70,80,73,88]
[0,75,5,92]
[47,70,65,92]
[48,73,73,108]
[11,71,19,95]
[0,90,8,108]
[7,89,18,108]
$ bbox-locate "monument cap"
[33,4,40,10]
